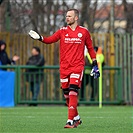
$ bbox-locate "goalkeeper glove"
[90,60,100,79]
[28,30,43,41]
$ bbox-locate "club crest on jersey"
[78,33,82,38]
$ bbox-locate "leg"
[61,71,83,128]
[64,85,82,128]
[64,85,79,128]
[68,85,79,121]
[64,72,83,128]
[30,82,34,100]
[60,76,75,128]
[29,82,37,106]
[62,88,69,106]
[33,82,40,101]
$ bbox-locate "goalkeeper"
[29,8,100,128]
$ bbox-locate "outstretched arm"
[28,30,61,44]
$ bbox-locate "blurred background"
[0,0,133,106]
[0,0,133,33]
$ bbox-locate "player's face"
[66,11,78,25]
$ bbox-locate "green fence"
[0,65,122,105]
[0,32,132,104]
[115,34,133,104]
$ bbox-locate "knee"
[69,84,79,95]
[62,88,69,99]
[69,91,78,98]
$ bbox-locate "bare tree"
[123,0,133,33]
[6,0,69,34]
[80,0,98,32]
[0,0,132,34]
[0,1,5,31]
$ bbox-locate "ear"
[75,16,78,21]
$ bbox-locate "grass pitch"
[0,106,132,133]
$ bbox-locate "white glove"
[28,30,43,41]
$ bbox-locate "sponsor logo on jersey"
[65,38,81,41]
[64,38,82,44]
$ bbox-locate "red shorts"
[60,71,83,89]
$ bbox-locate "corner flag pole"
[96,47,104,108]
[99,62,102,108]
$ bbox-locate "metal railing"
[0,65,123,105]
[0,32,132,104]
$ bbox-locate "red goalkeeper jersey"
[42,25,96,73]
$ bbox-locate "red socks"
[68,91,78,120]
[66,98,69,106]
[64,94,69,106]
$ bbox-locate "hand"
[28,30,43,41]
[90,65,100,79]
[12,55,19,61]
[90,60,100,79]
